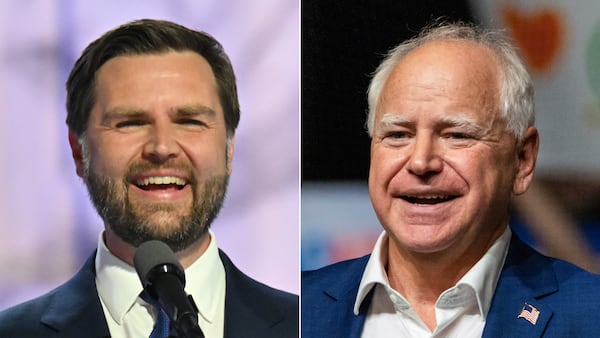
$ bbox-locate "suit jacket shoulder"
[301,255,370,338]
[483,235,600,338]
[0,253,110,338]
[219,250,299,338]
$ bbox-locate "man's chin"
[117,228,203,252]
[110,217,189,245]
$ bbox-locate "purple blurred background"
[0,0,299,310]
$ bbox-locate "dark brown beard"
[84,164,228,252]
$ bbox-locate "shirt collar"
[354,227,511,318]
[95,230,225,325]
[183,231,226,324]
[457,227,511,317]
[354,231,392,315]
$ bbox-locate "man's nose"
[406,133,443,176]
[142,123,181,163]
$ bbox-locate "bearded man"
[0,19,298,338]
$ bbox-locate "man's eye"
[445,132,472,139]
[385,131,409,139]
[178,119,205,126]
[115,120,145,128]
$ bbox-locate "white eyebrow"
[377,113,412,129]
[371,114,411,137]
[437,115,488,135]
[375,113,488,135]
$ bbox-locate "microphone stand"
[151,271,204,338]
[134,241,205,338]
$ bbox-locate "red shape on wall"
[501,6,565,74]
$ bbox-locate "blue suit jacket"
[0,250,298,338]
[302,235,600,337]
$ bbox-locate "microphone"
[134,240,204,338]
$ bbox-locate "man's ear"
[68,130,85,178]
[226,136,235,175]
[513,126,539,195]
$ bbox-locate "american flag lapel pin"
[517,303,540,325]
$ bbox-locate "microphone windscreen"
[133,240,183,284]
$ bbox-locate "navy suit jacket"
[0,250,298,338]
[302,235,600,337]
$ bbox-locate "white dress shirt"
[354,227,511,338]
[95,230,226,338]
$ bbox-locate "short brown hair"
[66,19,240,137]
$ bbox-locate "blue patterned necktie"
[141,292,171,338]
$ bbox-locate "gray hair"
[366,22,534,141]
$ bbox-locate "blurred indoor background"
[302,0,600,272]
[0,0,299,310]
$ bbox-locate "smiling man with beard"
[0,19,297,338]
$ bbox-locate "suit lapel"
[315,256,370,338]
[220,250,295,338]
[483,236,557,338]
[40,252,111,338]
[322,288,371,338]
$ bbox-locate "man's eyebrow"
[377,113,412,129]
[378,113,411,127]
[375,113,487,134]
[101,105,217,124]
[101,108,147,124]
[371,114,412,138]
[438,115,487,134]
[174,105,217,118]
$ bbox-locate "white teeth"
[136,176,186,186]
[406,195,449,199]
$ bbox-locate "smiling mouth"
[134,176,187,191]
[401,195,458,205]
